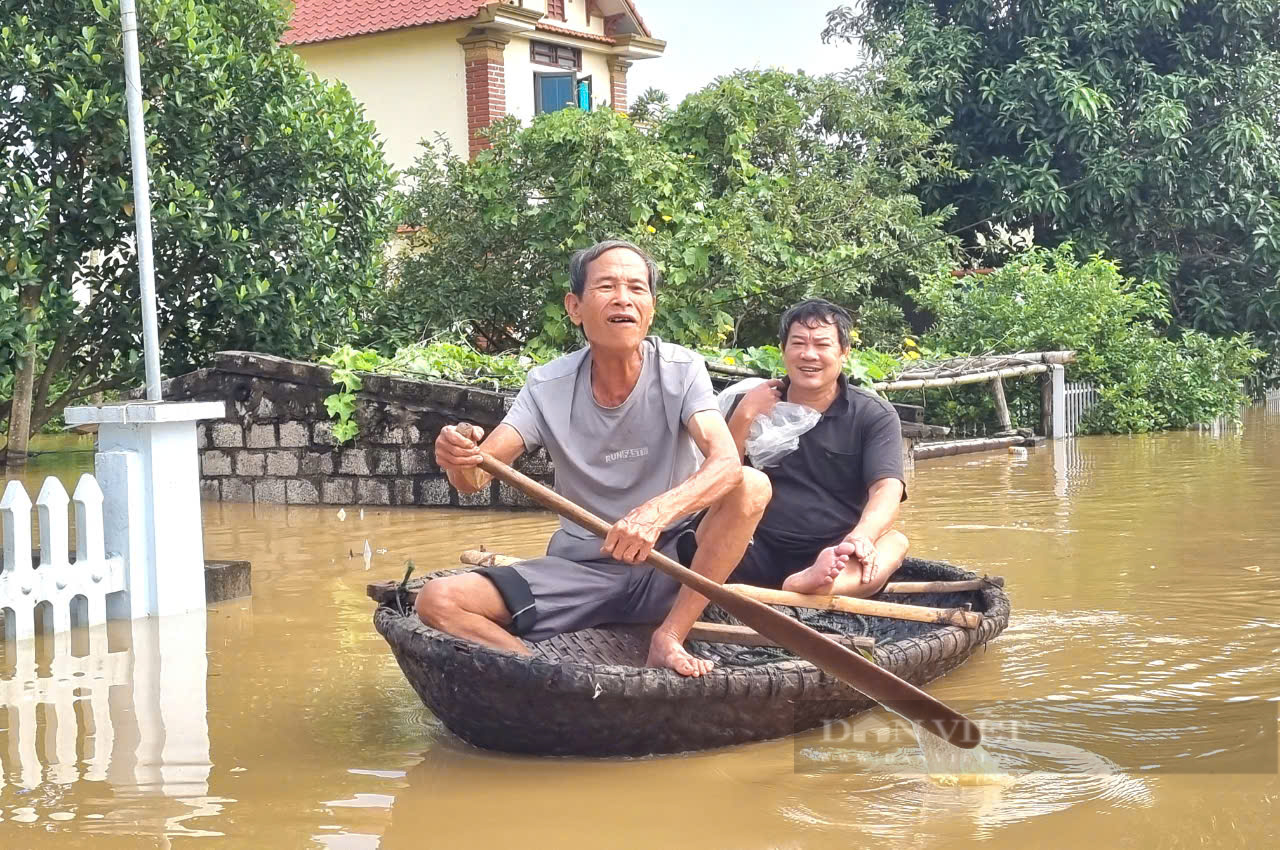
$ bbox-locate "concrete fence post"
[65,401,226,618]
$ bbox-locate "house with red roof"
[284,1,665,171]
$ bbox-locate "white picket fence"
[1063,381,1100,437]
[1,475,126,642]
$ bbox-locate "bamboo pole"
[457,551,1003,595]
[724,584,982,629]
[913,435,1024,460]
[873,363,1048,393]
[703,351,1075,387]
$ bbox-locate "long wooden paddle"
[477,454,982,749]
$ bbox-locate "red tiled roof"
[282,0,490,45]
[535,21,616,44]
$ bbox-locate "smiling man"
[416,240,771,677]
[724,299,909,596]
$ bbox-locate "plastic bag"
[716,378,822,468]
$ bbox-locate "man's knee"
[414,578,466,630]
[881,529,909,553]
[877,529,909,566]
[738,467,772,516]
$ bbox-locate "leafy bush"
[916,245,1262,432]
[856,297,912,352]
[377,69,960,353]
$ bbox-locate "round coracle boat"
[368,557,1010,757]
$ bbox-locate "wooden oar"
[725,585,982,629]
[477,454,982,749]
[458,550,1001,602]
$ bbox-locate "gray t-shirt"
[502,337,718,542]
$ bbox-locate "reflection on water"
[0,612,219,838]
[2,404,1279,846]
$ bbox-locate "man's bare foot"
[647,631,714,677]
[781,543,853,594]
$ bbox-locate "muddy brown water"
[2,401,1278,848]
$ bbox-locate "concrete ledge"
[205,559,252,603]
[66,400,227,425]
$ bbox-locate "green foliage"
[826,0,1280,387]
[380,69,961,352]
[628,86,671,125]
[0,0,395,436]
[856,296,911,351]
[319,340,553,443]
[916,245,1262,432]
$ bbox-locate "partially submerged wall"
[162,352,550,508]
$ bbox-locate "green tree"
[385,69,959,352]
[825,1,1280,386]
[1,0,394,458]
[917,244,1262,432]
[627,86,671,125]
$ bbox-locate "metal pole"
[120,0,163,402]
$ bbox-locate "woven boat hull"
[372,557,1010,756]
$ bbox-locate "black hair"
[568,239,660,297]
[778,298,853,349]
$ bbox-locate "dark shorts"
[476,518,701,643]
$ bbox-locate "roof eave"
[471,2,542,34]
[611,33,666,60]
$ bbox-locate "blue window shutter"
[536,73,575,114]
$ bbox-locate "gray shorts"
[476,520,699,643]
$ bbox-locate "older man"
[724,299,909,596]
[416,240,771,677]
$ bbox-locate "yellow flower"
[646,225,656,233]
[662,215,672,221]
[724,356,736,365]
[905,350,921,360]
[904,337,917,348]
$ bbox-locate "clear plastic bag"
[717,378,822,468]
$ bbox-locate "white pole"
[120,0,163,402]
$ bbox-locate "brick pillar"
[458,30,511,158]
[608,57,631,114]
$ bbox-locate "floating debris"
[1244,565,1262,572]
[363,540,373,571]
[337,508,346,522]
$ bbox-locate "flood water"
[2,400,1278,848]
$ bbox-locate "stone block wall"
[163,352,550,508]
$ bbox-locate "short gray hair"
[568,240,660,297]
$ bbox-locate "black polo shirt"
[727,375,906,583]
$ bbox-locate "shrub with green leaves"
[378,68,960,354]
[1,0,395,443]
[916,245,1262,432]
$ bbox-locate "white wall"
[293,24,471,174]
[505,36,537,124]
